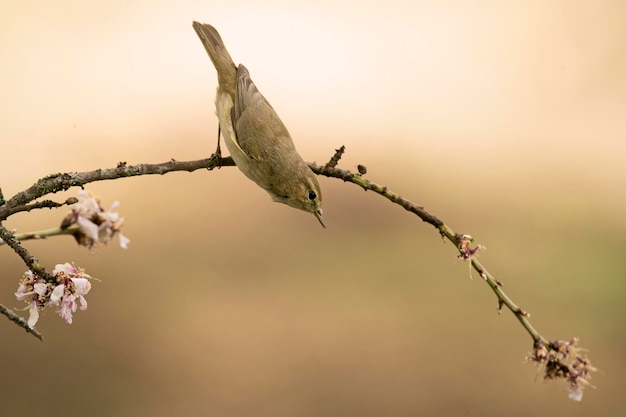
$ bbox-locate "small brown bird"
[192,22,324,227]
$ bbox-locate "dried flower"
[527,338,596,401]
[15,270,46,328]
[61,190,129,249]
[456,234,485,260]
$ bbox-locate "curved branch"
[0,151,563,346]
[0,149,592,397]
[0,156,234,220]
[309,161,547,346]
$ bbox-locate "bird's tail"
[193,22,237,98]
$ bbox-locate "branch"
[7,197,79,216]
[0,148,593,398]
[0,156,236,268]
[0,226,79,246]
[0,156,234,220]
[309,156,593,399]
[0,151,571,347]
[0,303,44,341]
[310,161,545,344]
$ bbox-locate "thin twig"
[309,160,547,347]
[7,197,79,216]
[310,155,594,397]
[325,146,345,169]
[0,226,79,246]
[0,303,43,341]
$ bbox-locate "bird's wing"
[232,64,294,159]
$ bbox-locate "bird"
[192,22,325,227]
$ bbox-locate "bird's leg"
[214,125,222,159]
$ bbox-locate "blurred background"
[1,1,625,416]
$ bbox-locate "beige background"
[1,1,625,416]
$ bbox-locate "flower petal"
[77,216,100,242]
[77,295,88,311]
[27,302,40,329]
[50,284,65,305]
[118,233,130,249]
[71,278,92,296]
[33,282,48,296]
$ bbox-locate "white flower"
[61,191,129,249]
[15,263,94,328]
[50,284,65,304]
[49,263,93,324]
[77,215,99,242]
[27,302,39,329]
[15,270,48,328]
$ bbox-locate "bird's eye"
[308,191,317,200]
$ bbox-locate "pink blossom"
[61,190,130,249]
[15,263,93,328]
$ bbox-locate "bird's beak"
[314,209,326,228]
